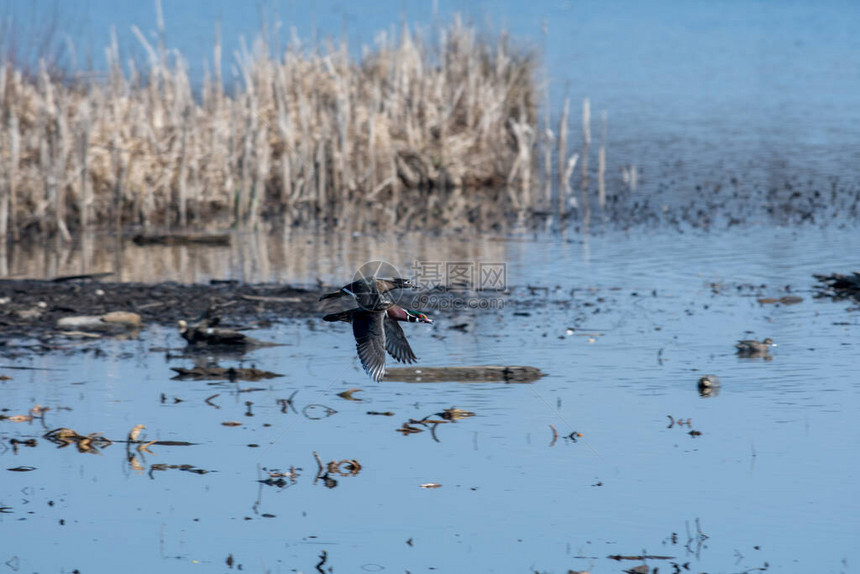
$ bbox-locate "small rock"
[16,308,43,320]
[101,311,142,328]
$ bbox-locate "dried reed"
[0,14,542,238]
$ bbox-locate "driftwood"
[171,366,283,381]
[132,233,230,246]
[384,365,544,384]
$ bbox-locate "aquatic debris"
[177,311,281,348]
[43,428,114,453]
[384,365,544,383]
[302,404,337,420]
[420,483,442,489]
[666,416,692,429]
[7,466,36,472]
[367,411,394,416]
[336,388,364,401]
[757,296,803,305]
[395,406,478,442]
[1,414,33,423]
[259,467,300,488]
[813,271,860,303]
[697,374,721,398]
[178,317,276,348]
[439,407,475,421]
[396,423,424,435]
[29,405,49,417]
[149,464,212,477]
[277,391,299,414]
[221,421,242,427]
[132,233,230,246]
[50,272,114,283]
[316,550,328,574]
[312,451,362,489]
[9,438,37,453]
[170,365,283,381]
[735,338,776,358]
[127,424,146,443]
[609,554,675,561]
[56,311,142,334]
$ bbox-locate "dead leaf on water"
[440,407,475,421]
[137,439,157,454]
[44,427,82,441]
[128,424,146,442]
[4,415,33,423]
[337,388,364,401]
[758,295,804,305]
[327,459,362,476]
[396,423,423,435]
[30,404,49,417]
[128,454,145,473]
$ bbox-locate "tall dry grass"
[0,13,559,239]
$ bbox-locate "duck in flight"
[324,303,432,382]
[319,277,414,305]
[321,276,429,381]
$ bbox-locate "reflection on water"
[0,226,521,284]
[1,225,858,573]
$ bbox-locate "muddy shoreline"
[0,278,512,342]
[0,279,324,338]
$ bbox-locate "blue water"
[5,0,860,194]
[1,225,858,572]
[2,2,859,571]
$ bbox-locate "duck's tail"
[319,290,343,301]
[323,310,354,323]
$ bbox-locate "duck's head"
[405,310,433,324]
[388,277,415,289]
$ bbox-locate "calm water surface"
[3,4,860,570]
[2,225,858,573]
[6,0,860,204]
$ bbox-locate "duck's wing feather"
[353,311,387,382]
[384,316,418,364]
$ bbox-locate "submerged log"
[170,366,283,381]
[132,233,231,246]
[384,365,544,384]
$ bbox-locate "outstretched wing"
[352,311,387,382]
[384,316,418,364]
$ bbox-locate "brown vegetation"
[0,15,548,238]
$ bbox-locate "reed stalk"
[598,111,607,209]
[0,14,541,238]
